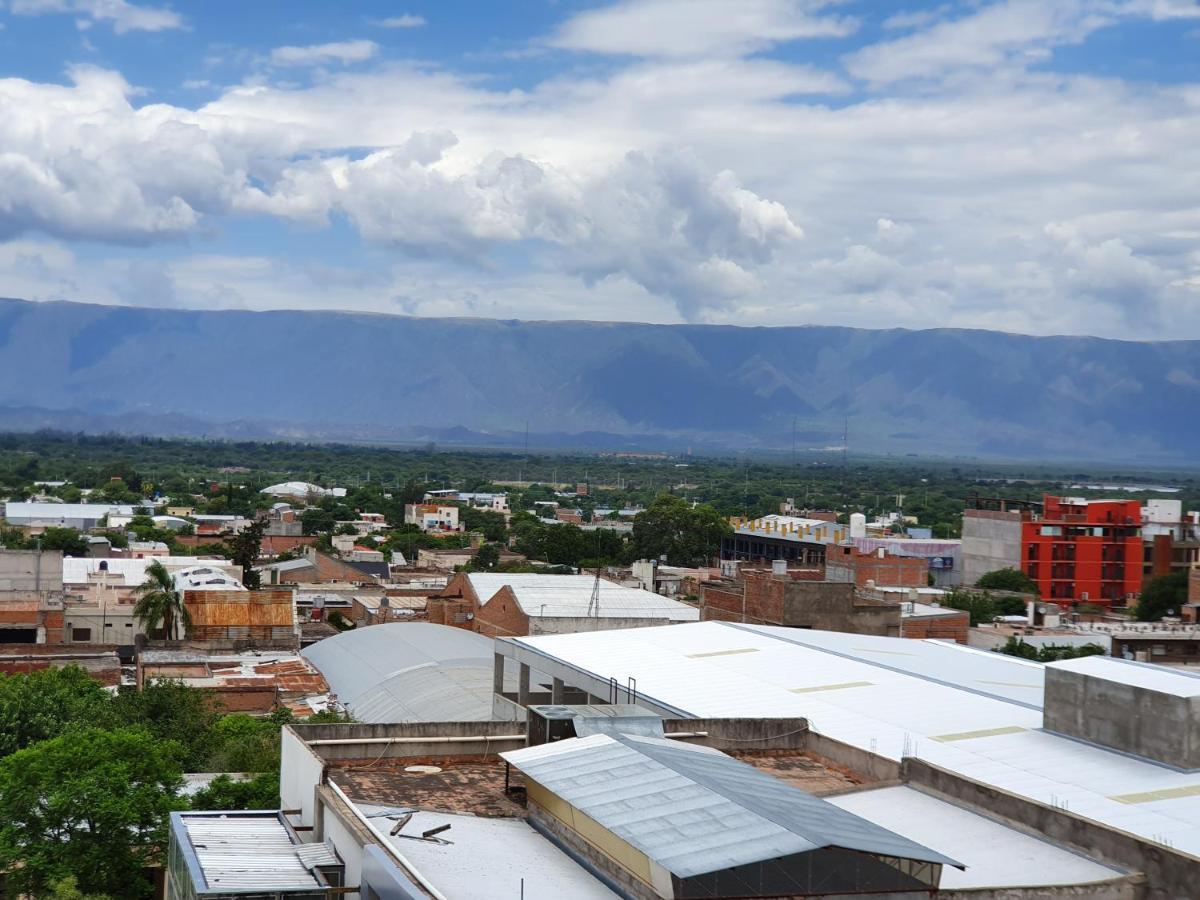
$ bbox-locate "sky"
[0,0,1198,339]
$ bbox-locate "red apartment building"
[1022,495,1142,607]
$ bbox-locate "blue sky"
[0,0,1198,338]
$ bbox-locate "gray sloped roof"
[503,733,960,878]
[301,623,498,723]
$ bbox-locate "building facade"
[1022,495,1142,606]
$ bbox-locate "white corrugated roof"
[4,501,148,520]
[1047,655,1200,697]
[466,573,699,621]
[510,621,1200,858]
[301,623,500,722]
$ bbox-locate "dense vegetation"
[0,667,343,898]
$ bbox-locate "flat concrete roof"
[358,806,617,899]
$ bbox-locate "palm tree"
[132,560,191,641]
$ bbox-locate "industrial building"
[2,500,154,529]
[492,621,1200,896]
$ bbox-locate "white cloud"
[0,2,1199,337]
[8,0,182,33]
[548,0,858,58]
[844,1,1117,86]
[377,14,425,28]
[270,40,378,67]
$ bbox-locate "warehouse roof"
[301,623,501,722]
[4,501,149,521]
[502,733,958,877]
[465,573,699,620]
[503,622,1200,857]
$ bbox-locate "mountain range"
[0,297,1196,462]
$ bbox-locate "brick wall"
[825,545,928,588]
[900,610,969,644]
[473,586,531,638]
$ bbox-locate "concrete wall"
[0,549,64,592]
[962,510,1023,587]
[1044,666,1200,769]
[290,720,527,762]
[903,758,1186,900]
[700,571,901,636]
[782,580,901,636]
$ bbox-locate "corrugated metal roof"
[503,734,958,877]
[301,623,498,722]
[178,813,328,892]
[1047,655,1200,697]
[3,501,149,521]
[63,557,240,587]
[466,573,699,620]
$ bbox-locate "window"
[71,627,91,642]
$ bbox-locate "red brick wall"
[825,546,928,588]
[204,685,278,714]
[901,611,969,644]
[701,571,788,625]
[473,586,530,638]
[700,583,747,623]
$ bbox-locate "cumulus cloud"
[549,0,858,58]
[8,0,182,33]
[270,40,378,67]
[1,1,1199,337]
[244,141,801,318]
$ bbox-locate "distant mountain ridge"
[0,297,1197,461]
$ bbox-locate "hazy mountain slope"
[0,297,1195,460]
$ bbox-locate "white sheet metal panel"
[180,814,323,891]
[302,622,498,722]
[828,786,1125,889]
[512,621,1200,858]
[739,624,1047,708]
[1047,655,1200,697]
[466,573,699,620]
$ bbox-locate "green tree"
[206,713,285,773]
[229,517,268,589]
[1000,637,1106,662]
[113,679,220,772]
[35,527,89,557]
[0,727,185,898]
[630,494,731,567]
[190,772,280,811]
[132,560,191,641]
[0,666,115,759]
[1136,570,1188,621]
[976,567,1039,595]
[46,875,114,900]
[470,542,501,570]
